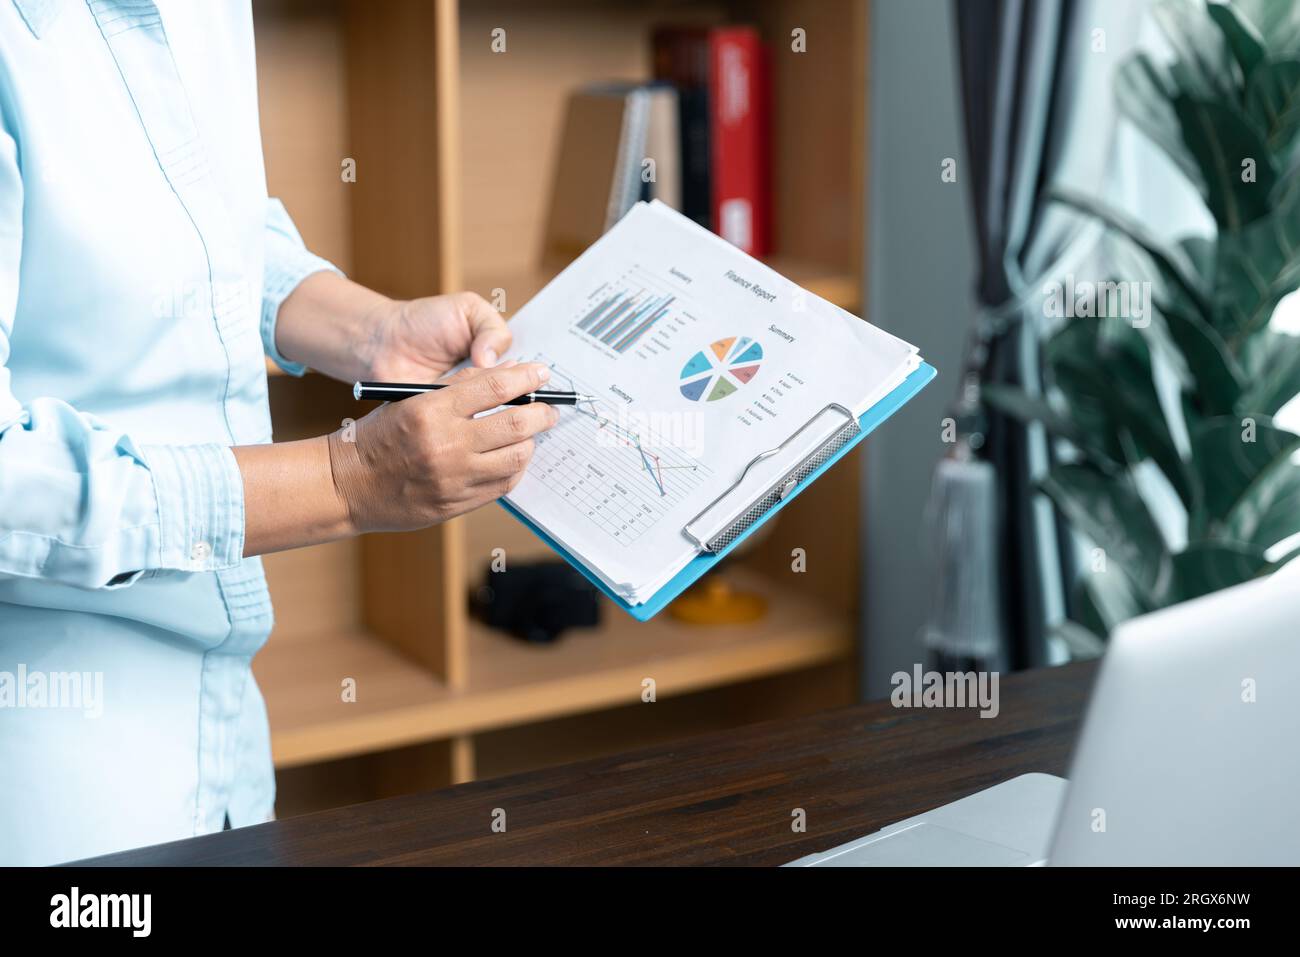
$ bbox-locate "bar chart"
[574,281,677,354]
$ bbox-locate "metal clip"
[682,402,861,553]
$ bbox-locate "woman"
[0,1,555,864]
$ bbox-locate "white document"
[496,201,922,605]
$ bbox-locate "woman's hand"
[326,362,557,534]
[234,361,556,557]
[237,274,547,558]
[273,271,512,382]
[361,291,512,380]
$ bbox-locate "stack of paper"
[497,201,923,608]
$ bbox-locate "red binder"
[708,26,771,258]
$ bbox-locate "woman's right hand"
[327,361,559,534]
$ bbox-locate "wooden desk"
[79,662,1096,866]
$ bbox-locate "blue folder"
[499,361,936,621]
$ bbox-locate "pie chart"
[679,336,763,402]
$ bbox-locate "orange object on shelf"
[669,575,769,625]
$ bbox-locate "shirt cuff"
[141,443,246,573]
[262,198,344,376]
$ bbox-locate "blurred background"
[252,0,1300,815]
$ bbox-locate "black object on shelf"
[472,560,601,644]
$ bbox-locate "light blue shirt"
[0,0,337,864]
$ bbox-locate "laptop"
[787,570,1300,866]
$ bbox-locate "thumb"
[456,292,512,367]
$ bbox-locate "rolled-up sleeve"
[261,197,342,376]
[0,122,244,590]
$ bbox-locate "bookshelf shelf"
[256,568,851,769]
[254,0,870,815]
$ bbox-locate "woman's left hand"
[274,272,513,382]
[363,291,512,380]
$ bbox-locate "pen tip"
[352,381,362,400]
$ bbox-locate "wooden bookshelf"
[256,567,851,768]
[254,0,870,813]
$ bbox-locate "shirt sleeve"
[0,119,245,590]
[261,197,343,376]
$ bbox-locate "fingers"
[439,358,518,386]
[438,365,481,386]
[458,473,526,511]
[456,291,513,368]
[444,362,551,416]
[469,401,558,451]
[475,473,526,503]
[469,438,536,485]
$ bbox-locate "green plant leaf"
[1166,540,1272,603]
[1208,2,1267,82]
[1115,53,1207,191]
[1172,95,1276,230]
[1225,455,1300,547]
[1043,322,1126,462]
[1238,330,1300,415]
[1047,320,1193,505]
[1188,414,1300,518]
[1244,58,1300,155]
[1181,392,1207,451]
[1179,235,1217,285]
[1213,190,1300,343]
[1233,0,1300,58]
[1072,578,1109,640]
[980,384,1074,434]
[1154,291,1244,416]
[1050,1,1300,631]
[1051,188,1211,317]
[1153,0,1239,101]
[1040,463,1170,595]
[1041,313,1196,517]
[1075,565,1154,637]
[981,383,1121,465]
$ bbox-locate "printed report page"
[500,201,919,602]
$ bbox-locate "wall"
[860,0,977,698]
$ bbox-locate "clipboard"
[499,361,936,621]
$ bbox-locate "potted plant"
[985,0,1300,641]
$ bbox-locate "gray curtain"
[951,0,1139,667]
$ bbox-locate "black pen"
[353,381,596,406]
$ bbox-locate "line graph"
[578,401,701,497]
[522,356,710,544]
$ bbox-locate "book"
[543,83,682,266]
[641,84,682,210]
[652,27,712,230]
[709,26,771,257]
[481,201,928,615]
[543,86,648,264]
[652,25,772,256]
